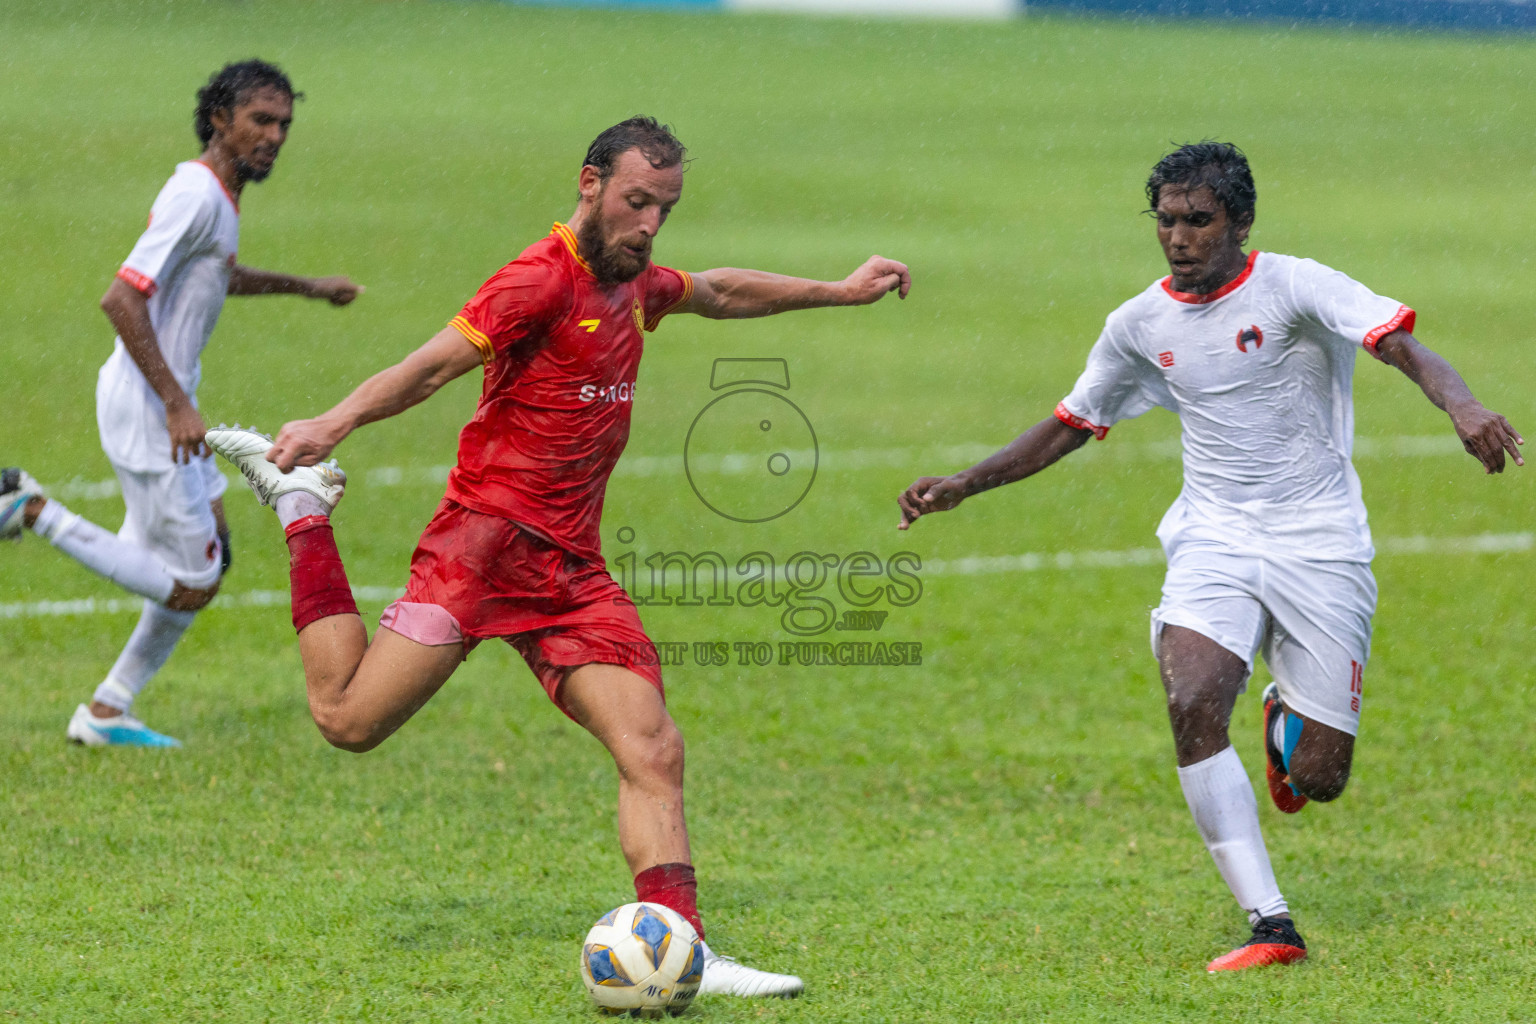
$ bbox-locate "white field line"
[923,532,1533,576]
[2,533,1528,621]
[0,586,405,621]
[44,435,1467,501]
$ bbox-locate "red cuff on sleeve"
[1055,402,1109,440]
[1362,305,1416,359]
[116,266,157,298]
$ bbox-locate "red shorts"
[380,499,662,712]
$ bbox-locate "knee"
[617,719,685,788]
[165,579,221,612]
[310,705,383,753]
[1289,761,1350,802]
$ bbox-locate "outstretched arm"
[680,255,910,319]
[229,265,364,306]
[267,327,482,471]
[1375,330,1524,474]
[898,415,1092,530]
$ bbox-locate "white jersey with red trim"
[97,160,239,471]
[1057,251,1414,563]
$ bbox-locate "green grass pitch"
[2,1,1534,1020]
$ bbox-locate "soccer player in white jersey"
[897,143,1523,971]
[0,60,360,746]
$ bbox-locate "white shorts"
[1150,543,1376,736]
[111,454,227,590]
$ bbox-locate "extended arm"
[681,255,910,319]
[101,277,207,463]
[898,415,1092,529]
[267,326,483,471]
[1375,330,1523,474]
[228,265,363,306]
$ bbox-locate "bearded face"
[577,185,653,285]
[234,155,274,183]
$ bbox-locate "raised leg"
[1273,704,1355,802]
[300,622,462,752]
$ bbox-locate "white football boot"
[1,467,46,540]
[205,425,346,513]
[696,941,804,999]
[67,704,182,748]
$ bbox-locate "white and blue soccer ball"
[580,902,704,1018]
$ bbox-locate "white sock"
[1178,745,1289,925]
[32,500,175,603]
[275,491,328,529]
[92,599,197,713]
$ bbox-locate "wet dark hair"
[1146,142,1256,225]
[581,116,687,184]
[194,60,301,146]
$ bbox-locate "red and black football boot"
[1262,682,1308,814]
[1207,915,1308,973]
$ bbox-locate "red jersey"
[445,222,692,561]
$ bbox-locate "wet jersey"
[1057,251,1414,563]
[98,160,240,471]
[445,222,693,561]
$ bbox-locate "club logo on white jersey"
[579,381,637,403]
[1236,325,1264,352]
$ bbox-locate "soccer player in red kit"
[208,117,910,999]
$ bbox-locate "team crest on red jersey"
[632,299,645,332]
[1236,325,1264,352]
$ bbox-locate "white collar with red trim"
[1160,250,1260,305]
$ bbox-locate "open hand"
[1450,402,1524,474]
[842,256,912,305]
[898,475,967,530]
[166,400,208,464]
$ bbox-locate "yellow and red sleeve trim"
[551,222,594,277]
[1361,305,1416,359]
[449,315,495,365]
[117,266,157,298]
[1055,401,1109,440]
[644,270,694,331]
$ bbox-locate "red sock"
[285,516,359,633]
[634,862,704,940]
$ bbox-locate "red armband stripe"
[1362,305,1416,359]
[449,315,495,365]
[1055,402,1109,440]
[117,266,157,298]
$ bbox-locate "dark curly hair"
[1146,142,1256,225]
[581,116,686,186]
[194,60,301,146]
